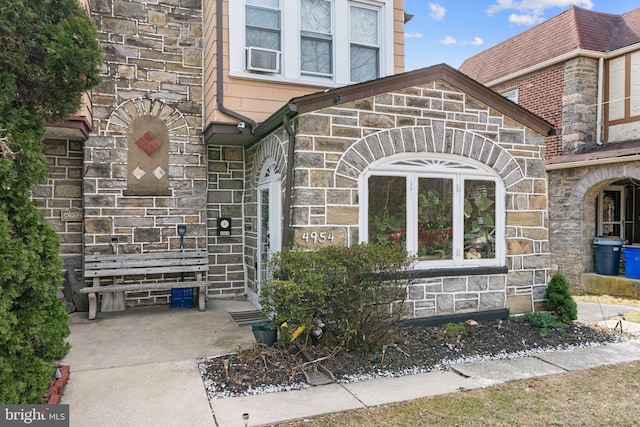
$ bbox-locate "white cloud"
[469,37,484,46]
[486,0,594,22]
[405,32,424,39]
[509,13,543,25]
[440,36,457,46]
[429,3,446,21]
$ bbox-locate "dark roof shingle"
[459,6,640,84]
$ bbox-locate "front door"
[257,168,282,299]
[597,185,636,241]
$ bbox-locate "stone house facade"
[37,0,554,318]
[240,66,553,315]
[460,6,640,291]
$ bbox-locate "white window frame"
[300,0,334,78]
[502,88,518,104]
[229,0,394,87]
[349,2,381,82]
[359,153,506,268]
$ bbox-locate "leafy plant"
[521,312,568,337]
[464,194,495,254]
[0,0,102,403]
[545,272,578,323]
[442,322,467,336]
[260,243,413,352]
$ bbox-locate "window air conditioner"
[246,47,280,73]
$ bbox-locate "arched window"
[360,153,505,268]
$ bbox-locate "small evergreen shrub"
[260,243,412,352]
[545,272,578,323]
[522,312,568,337]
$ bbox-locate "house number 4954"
[301,231,334,244]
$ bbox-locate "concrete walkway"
[61,300,640,427]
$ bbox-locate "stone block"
[443,277,466,292]
[507,211,542,227]
[134,228,161,243]
[436,294,454,313]
[468,276,488,291]
[85,218,113,234]
[508,239,534,255]
[507,294,532,314]
[299,115,331,135]
[360,113,395,128]
[479,292,506,310]
[326,206,358,225]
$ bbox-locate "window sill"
[409,265,508,279]
[229,69,345,89]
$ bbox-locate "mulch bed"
[198,318,622,399]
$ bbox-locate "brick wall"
[493,65,564,159]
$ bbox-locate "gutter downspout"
[216,0,257,131]
[282,114,295,248]
[596,57,604,145]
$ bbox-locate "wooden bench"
[80,249,209,320]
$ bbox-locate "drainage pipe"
[596,57,604,145]
[216,0,257,131]
[282,115,295,248]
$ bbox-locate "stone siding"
[206,146,246,297]
[86,0,205,305]
[248,81,550,317]
[562,57,599,153]
[34,139,85,274]
[548,162,640,291]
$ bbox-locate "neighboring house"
[35,0,553,318]
[460,6,640,291]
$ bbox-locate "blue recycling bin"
[623,245,640,279]
[593,237,623,276]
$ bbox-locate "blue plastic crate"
[170,287,194,309]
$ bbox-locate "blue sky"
[403,0,640,71]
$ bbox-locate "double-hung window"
[245,0,282,73]
[232,0,392,85]
[300,0,333,77]
[350,4,380,82]
[361,155,504,268]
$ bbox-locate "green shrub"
[545,272,578,323]
[442,322,467,336]
[260,243,412,352]
[0,0,102,403]
[522,312,568,337]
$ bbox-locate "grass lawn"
[280,360,640,427]
[574,294,640,307]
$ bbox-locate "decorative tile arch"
[104,98,190,138]
[104,98,190,194]
[250,134,287,189]
[335,125,525,188]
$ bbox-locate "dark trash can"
[251,321,277,346]
[593,237,623,276]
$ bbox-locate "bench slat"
[80,281,208,293]
[84,249,208,263]
[85,264,208,277]
[85,257,207,270]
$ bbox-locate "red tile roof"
[459,6,640,84]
